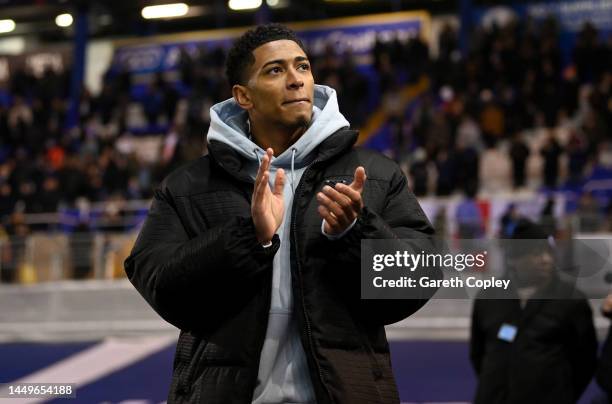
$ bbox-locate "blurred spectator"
[433,206,448,239]
[566,131,589,186]
[70,220,94,279]
[470,220,597,404]
[142,81,164,126]
[576,192,602,232]
[3,212,31,283]
[540,131,562,188]
[455,144,480,195]
[539,197,557,237]
[455,182,484,238]
[573,22,609,84]
[479,95,505,147]
[409,148,428,197]
[435,148,455,196]
[0,182,15,218]
[39,176,61,213]
[0,224,11,282]
[455,113,483,152]
[509,132,530,189]
[178,46,194,87]
[57,155,90,204]
[597,293,612,402]
[160,75,180,124]
[499,203,519,238]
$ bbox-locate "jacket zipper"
[291,160,335,403]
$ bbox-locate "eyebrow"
[261,56,309,69]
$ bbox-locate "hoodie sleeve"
[326,164,441,326]
[124,182,279,333]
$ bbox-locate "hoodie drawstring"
[254,148,261,166]
[290,147,297,195]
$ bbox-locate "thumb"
[351,166,366,192]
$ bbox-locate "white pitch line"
[0,335,176,404]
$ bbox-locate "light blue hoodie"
[207,85,350,404]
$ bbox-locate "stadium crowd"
[0,17,610,235]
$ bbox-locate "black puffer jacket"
[124,129,436,403]
[470,279,598,404]
[597,323,612,401]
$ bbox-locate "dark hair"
[509,219,552,258]
[225,23,306,87]
[512,219,550,240]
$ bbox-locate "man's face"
[237,39,314,129]
[512,247,555,287]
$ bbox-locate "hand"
[251,148,285,244]
[317,166,366,236]
[603,294,612,319]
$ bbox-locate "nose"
[539,251,554,268]
[286,66,304,89]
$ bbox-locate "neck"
[250,121,307,155]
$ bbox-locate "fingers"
[254,149,270,187]
[273,168,285,196]
[334,183,363,210]
[317,205,342,233]
[253,148,274,206]
[321,185,353,211]
[350,166,366,192]
[317,187,354,228]
[253,170,269,209]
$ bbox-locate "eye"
[298,63,310,71]
[267,66,282,74]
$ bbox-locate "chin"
[285,114,311,129]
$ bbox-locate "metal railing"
[0,233,137,284]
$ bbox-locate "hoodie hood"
[207,84,350,171]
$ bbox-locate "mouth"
[283,98,310,105]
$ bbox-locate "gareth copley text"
[372,276,511,290]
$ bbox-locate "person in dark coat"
[125,24,438,404]
[597,293,612,402]
[470,219,597,404]
[509,132,529,189]
[540,131,562,189]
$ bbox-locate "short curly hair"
[225,23,306,87]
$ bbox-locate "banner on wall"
[0,49,72,87]
[110,11,430,76]
[526,0,612,33]
[475,0,612,63]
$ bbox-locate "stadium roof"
[0,0,509,41]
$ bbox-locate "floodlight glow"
[0,19,16,34]
[141,3,189,19]
[266,0,279,6]
[55,13,73,27]
[228,0,262,11]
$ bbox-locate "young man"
[470,220,597,404]
[125,24,435,404]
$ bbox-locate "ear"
[232,84,253,110]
